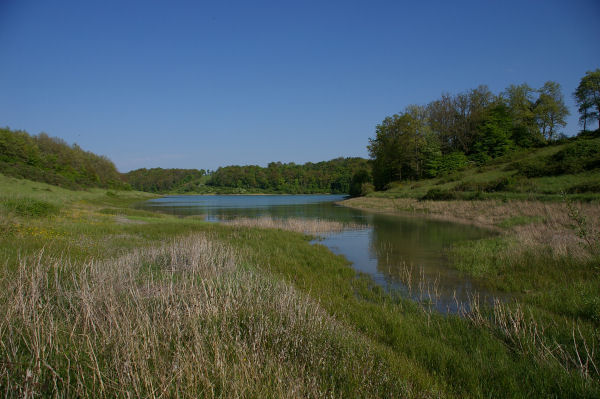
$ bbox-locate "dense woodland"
[367,70,600,190]
[124,168,207,193]
[0,128,127,190]
[124,159,370,194]
[207,158,370,194]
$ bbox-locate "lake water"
[139,194,499,313]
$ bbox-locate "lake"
[139,194,499,313]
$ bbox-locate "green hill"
[368,133,600,202]
[0,127,128,190]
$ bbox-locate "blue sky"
[1,0,599,172]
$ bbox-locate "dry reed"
[463,296,599,381]
[222,216,362,235]
[344,197,600,258]
[0,234,401,398]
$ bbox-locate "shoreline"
[337,197,505,232]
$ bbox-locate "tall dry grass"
[0,234,404,398]
[222,216,362,235]
[344,197,600,258]
[464,296,599,381]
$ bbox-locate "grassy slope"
[1,173,599,397]
[371,137,600,202]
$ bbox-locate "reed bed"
[463,296,600,382]
[344,196,600,258]
[0,234,405,398]
[222,216,362,235]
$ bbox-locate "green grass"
[368,138,600,203]
[1,173,599,397]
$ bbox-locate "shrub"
[420,188,456,201]
[0,197,59,217]
[567,182,600,194]
[516,140,600,178]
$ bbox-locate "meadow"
[1,173,599,398]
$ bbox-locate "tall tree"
[503,83,543,147]
[368,112,420,189]
[574,69,600,131]
[534,81,569,140]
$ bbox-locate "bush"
[360,182,375,196]
[454,177,513,193]
[516,139,600,178]
[420,188,456,201]
[439,152,469,174]
[0,197,60,217]
[567,182,600,194]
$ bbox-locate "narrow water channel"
[139,194,500,313]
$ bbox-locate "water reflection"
[139,195,500,313]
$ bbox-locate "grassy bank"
[1,173,599,397]
[367,135,600,203]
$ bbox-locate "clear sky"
[1,0,599,172]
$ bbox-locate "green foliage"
[439,151,469,175]
[0,127,128,190]
[516,139,600,177]
[455,176,513,193]
[124,167,206,193]
[349,169,372,197]
[207,157,370,194]
[574,69,600,131]
[367,80,572,191]
[533,81,570,140]
[420,188,456,201]
[0,197,60,217]
[472,103,514,163]
[360,182,375,196]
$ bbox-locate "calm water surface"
[139,194,499,313]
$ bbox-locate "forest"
[124,167,207,193]
[206,158,370,194]
[0,128,127,190]
[367,70,600,190]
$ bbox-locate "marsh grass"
[2,173,600,397]
[222,216,363,235]
[464,297,599,381]
[0,196,60,217]
[0,235,407,398]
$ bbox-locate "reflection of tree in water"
[139,197,366,224]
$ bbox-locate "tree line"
[124,168,207,193]
[0,127,127,189]
[367,70,600,190]
[206,158,370,194]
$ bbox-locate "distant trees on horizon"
[206,158,370,194]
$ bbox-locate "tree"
[574,69,600,131]
[368,112,421,190]
[503,83,543,147]
[534,81,569,140]
[349,169,371,197]
[472,103,513,163]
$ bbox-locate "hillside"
[0,127,128,190]
[366,132,600,202]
